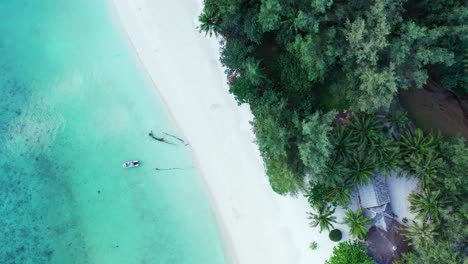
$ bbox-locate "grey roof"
[358,175,390,208]
[365,204,395,232]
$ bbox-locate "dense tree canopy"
[325,240,374,264]
[202,0,467,113]
[200,0,466,196]
[200,0,468,261]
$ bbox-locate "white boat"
[122,160,140,168]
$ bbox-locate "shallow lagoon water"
[0,0,225,263]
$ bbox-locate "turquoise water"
[0,0,225,263]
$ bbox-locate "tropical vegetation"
[328,229,342,242]
[403,220,438,249]
[199,0,468,262]
[307,204,336,233]
[325,240,374,264]
[342,209,371,240]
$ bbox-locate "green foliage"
[220,39,253,76]
[344,1,391,67]
[347,154,375,186]
[204,0,467,117]
[388,110,410,133]
[329,229,342,242]
[307,181,353,208]
[404,220,438,249]
[342,209,371,240]
[371,135,402,175]
[400,134,467,263]
[278,53,313,96]
[330,126,357,164]
[258,0,282,32]
[342,1,399,112]
[326,183,353,208]
[437,137,468,205]
[325,240,374,264]
[229,76,258,104]
[264,155,304,196]
[201,0,468,258]
[243,8,263,44]
[308,204,337,233]
[398,211,468,264]
[309,241,318,250]
[408,189,448,223]
[307,113,402,193]
[348,114,383,148]
[290,30,341,82]
[252,92,305,195]
[306,183,331,209]
[252,92,295,159]
[405,152,444,189]
[317,162,349,188]
[404,0,468,92]
[243,57,267,86]
[390,22,455,89]
[298,111,336,179]
[400,129,439,158]
[198,8,221,37]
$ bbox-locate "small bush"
[329,229,342,242]
[309,241,318,250]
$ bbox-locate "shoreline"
[109,0,347,263]
[106,1,240,262]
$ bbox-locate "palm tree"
[348,154,375,186]
[404,220,438,249]
[243,57,266,86]
[408,189,448,223]
[370,135,401,175]
[308,204,337,233]
[405,152,444,189]
[198,9,221,37]
[318,162,349,188]
[348,114,383,148]
[326,182,353,207]
[330,126,357,163]
[386,110,409,133]
[342,209,371,239]
[400,129,439,158]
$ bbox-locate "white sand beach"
[109,0,354,263]
[387,173,419,221]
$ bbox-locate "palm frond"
[308,204,337,233]
[342,209,371,239]
[348,154,376,186]
[198,9,221,37]
[404,220,438,249]
[408,189,448,223]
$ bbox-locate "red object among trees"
[228,75,237,84]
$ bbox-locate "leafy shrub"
[326,240,373,264]
[329,229,342,242]
[309,241,318,250]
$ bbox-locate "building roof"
[358,175,390,208]
[364,203,395,232]
[365,220,412,264]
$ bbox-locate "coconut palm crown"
[400,129,439,158]
[308,204,337,233]
[342,209,371,240]
[404,220,439,249]
[408,189,448,223]
[198,9,221,37]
